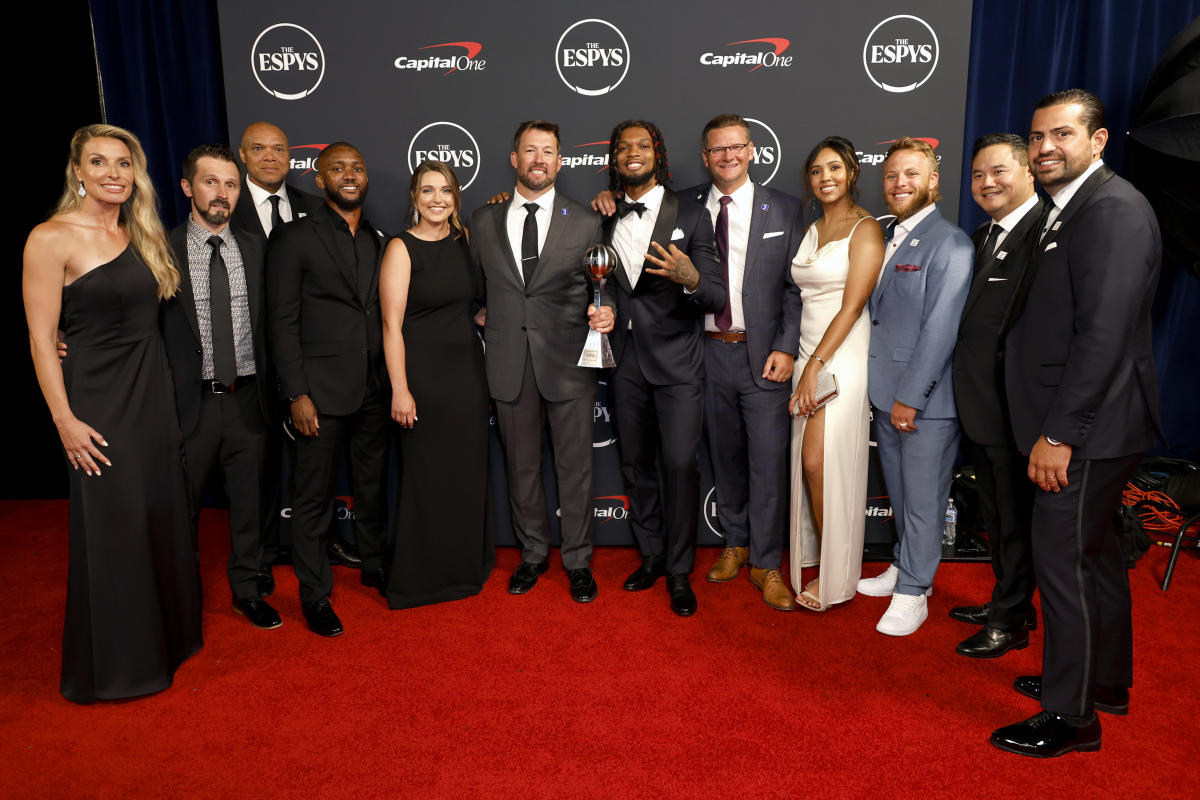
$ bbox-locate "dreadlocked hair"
[607,119,671,192]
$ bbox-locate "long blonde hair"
[56,124,179,299]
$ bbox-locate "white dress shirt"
[612,184,664,291]
[1041,159,1104,240]
[884,202,939,265]
[506,187,555,284]
[988,193,1040,254]
[245,178,295,236]
[703,179,754,332]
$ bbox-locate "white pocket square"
[987,277,1008,282]
[671,228,685,241]
[297,212,307,218]
[1044,241,1058,252]
[763,231,783,239]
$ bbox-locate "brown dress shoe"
[706,546,750,582]
[749,567,797,611]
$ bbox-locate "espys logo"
[562,140,610,173]
[251,23,325,100]
[394,41,486,75]
[593,382,616,447]
[857,137,942,167]
[556,19,630,96]
[703,487,725,538]
[700,38,793,71]
[863,15,939,93]
[594,495,629,523]
[746,117,782,185]
[289,143,327,176]
[407,122,481,189]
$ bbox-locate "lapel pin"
[760,203,769,211]
[909,238,919,246]
[1052,220,1062,230]
[996,251,1008,260]
[561,208,569,216]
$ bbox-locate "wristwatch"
[288,392,307,403]
[1045,436,1063,446]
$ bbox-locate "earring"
[77,184,86,198]
[412,209,419,225]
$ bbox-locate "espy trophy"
[577,243,618,369]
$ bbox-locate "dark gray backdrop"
[218,0,973,548]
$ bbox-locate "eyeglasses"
[704,142,750,156]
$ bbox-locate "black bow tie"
[617,199,647,219]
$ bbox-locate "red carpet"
[1,499,1196,799]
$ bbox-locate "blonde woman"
[23,124,202,702]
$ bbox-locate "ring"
[899,422,908,428]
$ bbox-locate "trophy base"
[577,328,615,369]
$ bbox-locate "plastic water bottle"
[942,498,958,553]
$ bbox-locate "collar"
[245,176,288,208]
[708,178,754,208]
[896,202,938,235]
[994,193,1040,233]
[621,183,665,215]
[187,216,234,249]
[1049,159,1104,211]
[512,186,556,216]
[323,201,373,235]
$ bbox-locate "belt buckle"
[208,379,229,394]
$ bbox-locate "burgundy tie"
[715,195,733,332]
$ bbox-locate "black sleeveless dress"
[59,245,203,702]
[385,232,493,609]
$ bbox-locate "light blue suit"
[868,205,973,595]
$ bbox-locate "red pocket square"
[894,264,922,272]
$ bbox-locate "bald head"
[238,121,289,192]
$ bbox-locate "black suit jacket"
[266,206,389,416]
[1005,165,1163,458]
[161,222,275,437]
[952,197,1044,446]
[606,188,725,385]
[232,177,321,239]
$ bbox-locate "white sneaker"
[876,593,929,636]
[856,565,898,596]
[857,565,934,597]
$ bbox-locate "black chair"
[1161,507,1200,591]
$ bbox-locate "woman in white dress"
[788,136,885,611]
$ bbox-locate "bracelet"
[809,353,825,365]
[1045,436,1063,446]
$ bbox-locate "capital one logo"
[700,38,793,71]
[745,117,782,185]
[251,23,325,100]
[394,41,486,75]
[288,143,327,176]
[556,19,630,96]
[594,495,629,523]
[562,140,610,173]
[407,122,481,189]
[863,15,939,93]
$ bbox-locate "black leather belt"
[204,375,254,393]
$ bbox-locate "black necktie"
[714,195,733,332]
[521,202,539,284]
[207,235,237,386]
[268,194,284,233]
[979,223,1001,259]
[616,199,647,218]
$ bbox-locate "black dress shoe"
[327,540,364,568]
[666,574,697,617]
[1012,676,1130,715]
[956,625,1029,658]
[233,597,282,629]
[949,603,1037,630]
[360,566,389,599]
[508,561,549,595]
[623,554,666,591]
[990,711,1101,757]
[256,567,275,598]
[568,568,598,603]
[302,597,344,637]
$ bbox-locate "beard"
[620,168,655,189]
[887,184,932,222]
[517,165,555,193]
[325,182,368,211]
[199,200,230,226]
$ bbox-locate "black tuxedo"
[266,204,391,603]
[161,221,273,599]
[950,197,1044,632]
[605,188,724,574]
[232,178,320,240]
[1005,164,1162,720]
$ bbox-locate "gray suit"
[470,192,604,568]
[868,206,972,595]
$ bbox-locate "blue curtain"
[89,0,226,226]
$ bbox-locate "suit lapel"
[743,184,770,283]
[234,232,263,325]
[170,228,201,341]
[643,190,678,285]
[492,202,524,286]
[310,211,360,301]
[1039,164,1115,248]
[875,211,937,307]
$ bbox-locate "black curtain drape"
[89,0,226,227]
